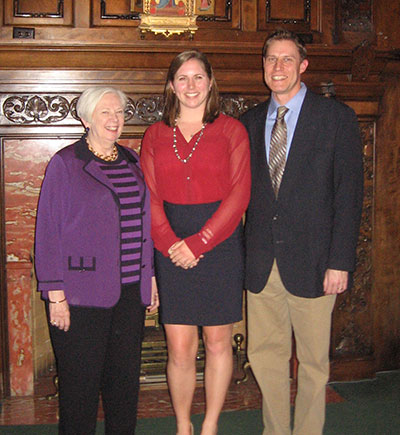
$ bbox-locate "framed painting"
[138,0,198,37]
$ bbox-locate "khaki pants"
[247,261,336,435]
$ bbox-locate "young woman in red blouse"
[141,50,250,435]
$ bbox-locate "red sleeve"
[184,118,251,258]
[140,124,180,256]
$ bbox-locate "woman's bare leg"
[165,324,199,435]
[201,324,234,435]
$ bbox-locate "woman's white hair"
[76,86,128,123]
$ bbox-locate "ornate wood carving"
[133,96,164,123]
[340,0,372,32]
[3,95,70,124]
[332,121,374,358]
[220,96,263,118]
[351,40,376,81]
[13,0,64,19]
[1,94,265,126]
[320,82,336,98]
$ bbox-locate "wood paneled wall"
[373,77,400,370]
[0,0,399,396]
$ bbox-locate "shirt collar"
[267,82,307,119]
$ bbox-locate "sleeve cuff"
[185,233,208,259]
[37,280,64,292]
[155,235,181,257]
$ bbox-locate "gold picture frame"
[137,0,198,38]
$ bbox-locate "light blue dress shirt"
[265,82,307,162]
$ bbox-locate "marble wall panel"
[4,138,70,262]
[4,138,73,395]
[7,265,34,396]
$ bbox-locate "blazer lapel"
[82,145,146,207]
[127,159,146,206]
[279,91,318,198]
[253,101,275,198]
[84,159,117,194]
[119,147,146,205]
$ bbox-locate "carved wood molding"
[100,0,140,20]
[351,40,376,81]
[265,0,311,24]
[340,0,372,32]
[2,95,71,124]
[0,94,263,126]
[13,0,65,19]
[332,120,374,358]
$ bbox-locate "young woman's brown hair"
[162,50,220,127]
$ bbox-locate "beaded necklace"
[172,123,206,164]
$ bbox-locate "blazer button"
[143,238,147,243]
[273,215,278,221]
[142,264,146,268]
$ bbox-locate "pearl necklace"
[172,123,206,164]
[88,144,118,162]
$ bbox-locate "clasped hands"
[168,240,203,269]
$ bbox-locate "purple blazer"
[34,137,153,307]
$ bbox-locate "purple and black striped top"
[96,158,143,285]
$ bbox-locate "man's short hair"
[262,29,307,61]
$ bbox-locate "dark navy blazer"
[240,90,364,298]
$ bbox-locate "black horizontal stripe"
[121,259,141,266]
[122,248,142,255]
[118,191,140,198]
[121,237,141,244]
[114,181,138,188]
[107,172,132,179]
[99,163,129,170]
[121,215,141,222]
[121,271,140,278]
[121,226,141,233]
[120,203,141,210]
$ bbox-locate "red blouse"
[140,114,251,258]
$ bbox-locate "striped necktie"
[269,106,289,196]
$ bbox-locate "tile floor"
[0,364,343,426]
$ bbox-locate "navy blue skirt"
[155,201,244,326]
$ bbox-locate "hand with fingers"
[323,269,349,295]
[49,290,70,332]
[168,240,203,269]
[147,276,160,313]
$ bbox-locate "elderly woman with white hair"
[35,86,158,434]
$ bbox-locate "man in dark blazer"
[240,30,363,435]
